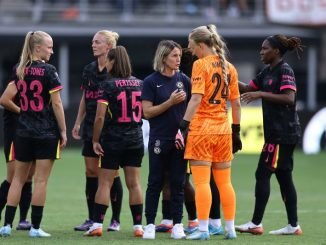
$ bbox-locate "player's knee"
[85,167,98,177]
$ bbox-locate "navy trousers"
[145,138,187,224]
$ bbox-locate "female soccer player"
[156,48,224,236]
[181,24,242,240]
[0,30,67,237]
[84,46,144,237]
[235,34,303,236]
[72,30,123,232]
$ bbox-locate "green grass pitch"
[0,148,325,244]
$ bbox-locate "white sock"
[92,222,103,228]
[189,218,198,223]
[161,219,173,225]
[198,220,209,232]
[134,224,142,230]
[225,220,235,232]
[209,218,222,227]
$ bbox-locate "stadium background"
[0,0,325,153]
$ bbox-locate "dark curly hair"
[267,35,304,58]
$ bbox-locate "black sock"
[86,177,98,220]
[210,175,221,219]
[4,205,17,227]
[184,201,197,221]
[162,200,172,220]
[93,203,108,224]
[110,176,123,223]
[276,170,298,227]
[31,205,43,229]
[130,204,143,225]
[0,180,11,220]
[252,166,272,225]
[19,182,32,221]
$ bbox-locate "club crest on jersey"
[155,140,160,147]
[176,82,184,90]
[154,147,161,154]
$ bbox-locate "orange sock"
[191,165,211,220]
[212,168,236,221]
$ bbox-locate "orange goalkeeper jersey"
[189,55,239,135]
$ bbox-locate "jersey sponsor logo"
[192,77,201,82]
[282,75,295,83]
[85,90,103,99]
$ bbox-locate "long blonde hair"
[189,24,229,86]
[17,31,51,81]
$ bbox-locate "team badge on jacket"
[154,139,161,154]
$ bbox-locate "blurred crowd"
[20,0,256,20]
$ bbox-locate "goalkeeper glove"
[232,124,242,154]
[175,129,185,150]
[175,119,190,150]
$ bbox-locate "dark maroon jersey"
[97,76,144,150]
[14,60,63,139]
[250,61,301,144]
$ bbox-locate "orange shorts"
[185,134,233,163]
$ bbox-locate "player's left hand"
[175,129,185,150]
[241,91,261,104]
[232,124,242,154]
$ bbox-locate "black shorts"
[99,145,144,170]
[82,140,98,158]
[3,127,15,162]
[258,143,296,171]
[14,136,60,162]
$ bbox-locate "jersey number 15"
[117,91,142,123]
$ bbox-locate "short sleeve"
[141,76,155,102]
[191,59,206,95]
[97,81,109,105]
[80,66,89,91]
[47,65,63,94]
[280,65,296,92]
[183,73,192,103]
[250,70,264,91]
[228,64,240,100]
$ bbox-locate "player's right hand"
[93,142,104,156]
[170,89,186,105]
